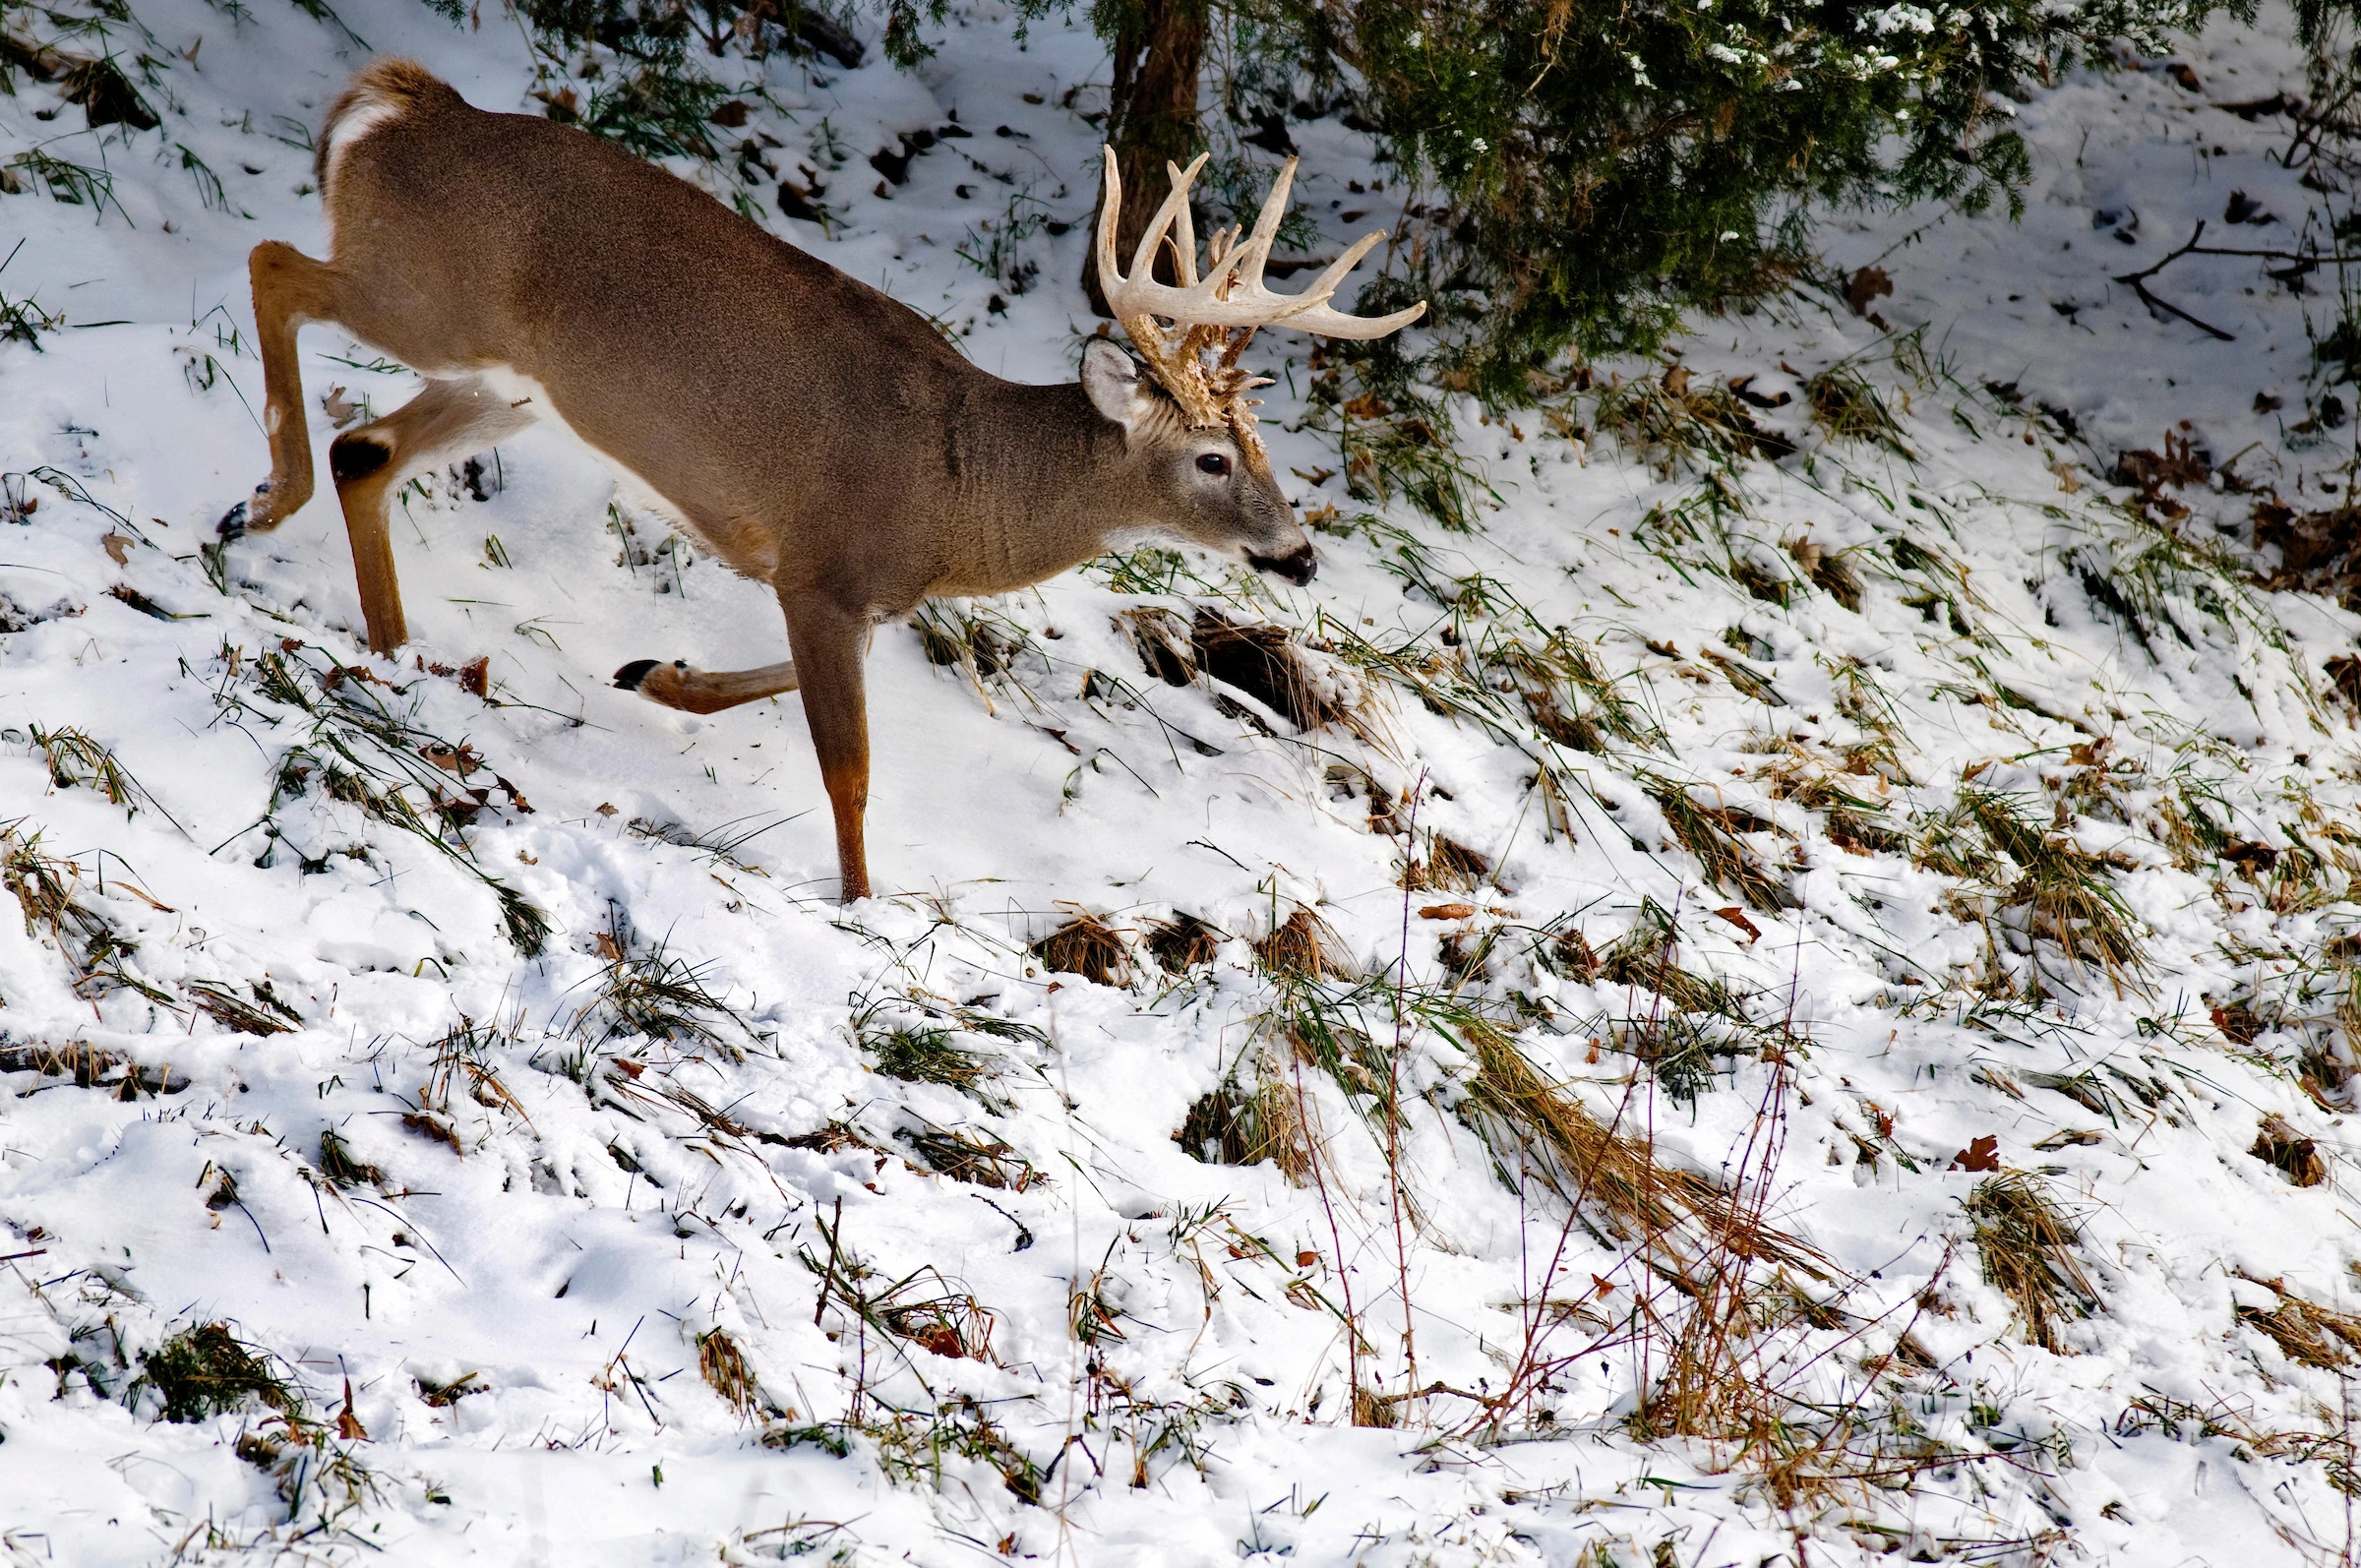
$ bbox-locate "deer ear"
[1081,338,1155,431]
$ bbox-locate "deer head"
[1089,147,1426,586]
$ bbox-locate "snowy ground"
[4,2,2361,1563]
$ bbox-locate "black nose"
[1247,545,1317,585]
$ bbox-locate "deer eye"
[1195,452,1231,477]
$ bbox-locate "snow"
[3,1,2360,1563]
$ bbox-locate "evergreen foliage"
[1228,0,2242,402]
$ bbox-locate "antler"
[1098,148,1427,339]
[1096,147,1426,443]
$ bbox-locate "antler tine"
[1123,152,1210,296]
[1163,160,1201,288]
[1095,146,1126,304]
[1264,230,1429,338]
[1207,155,1297,298]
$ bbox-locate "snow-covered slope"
[4,3,2361,1564]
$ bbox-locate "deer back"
[320,64,1117,608]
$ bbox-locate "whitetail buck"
[221,59,1423,900]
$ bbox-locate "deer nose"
[1247,544,1317,585]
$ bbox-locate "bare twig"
[2113,221,2236,341]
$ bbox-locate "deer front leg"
[222,241,346,538]
[779,592,872,902]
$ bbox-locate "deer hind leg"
[612,657,801,714]
[223,241,348,537]
[329,377,534,655]
[778,592,873,902]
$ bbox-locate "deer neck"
[939,381,1138,595]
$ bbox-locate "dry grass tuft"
[1641,775,1794,911]
[1032,910,1131,988]
[0,1040,188,1098]
[1174,1055,1313,1180]
[1963,1172,2095,1352]
[903,1121,1040,1190]
[697,1327,762,1421]
[2,821,170,1006]
[1145,911,1222,971]
[1459,1021,1809,1269]
[589,912,744,1050]
[2234,1275,2361,1368]
[1120,606,1197,687]
[1805,365,1911,454]
[1401,832,1491,893]
[1190,609,1348,731]
[28,724,158,814]
[316,1127,385,1190]
[1785,536,1863,611]
[137,1322,298,1424]
[869,1023,994,1094]
[187,979,300,1037]
[1255,907,1355,980]
[1923,791,2145,989]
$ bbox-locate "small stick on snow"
[2114,220,2236,341]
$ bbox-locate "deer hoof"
[614,657,696,700]
[219,482,281,540]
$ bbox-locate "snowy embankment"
[3,2,2360,1563]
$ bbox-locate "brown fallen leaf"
[1419,903,1478,921]
[1950,1134,2001,1173]
[2252,1115,2328,1186]
[594,932,625,962]
[1847,266,1894,317]
[100,531,133,566]
[400,1112,462,1157]
[1645,639,1679,658]
[323,385,361,428]
[1296,1249,1319,1268]
[458,656,490,698]
[1661,364,1691,397]
[1710,905,1763,943]
[1291,466,1337,486]
[336,1377,369,1440]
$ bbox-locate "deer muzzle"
[1247,544,1317,585]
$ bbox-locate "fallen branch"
[2114,221,2235,341]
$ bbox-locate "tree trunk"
[1084,0,1208,315]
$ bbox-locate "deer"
[218,58,1423,901]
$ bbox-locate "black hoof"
[613,658,660,692]
[216,500,250,541]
